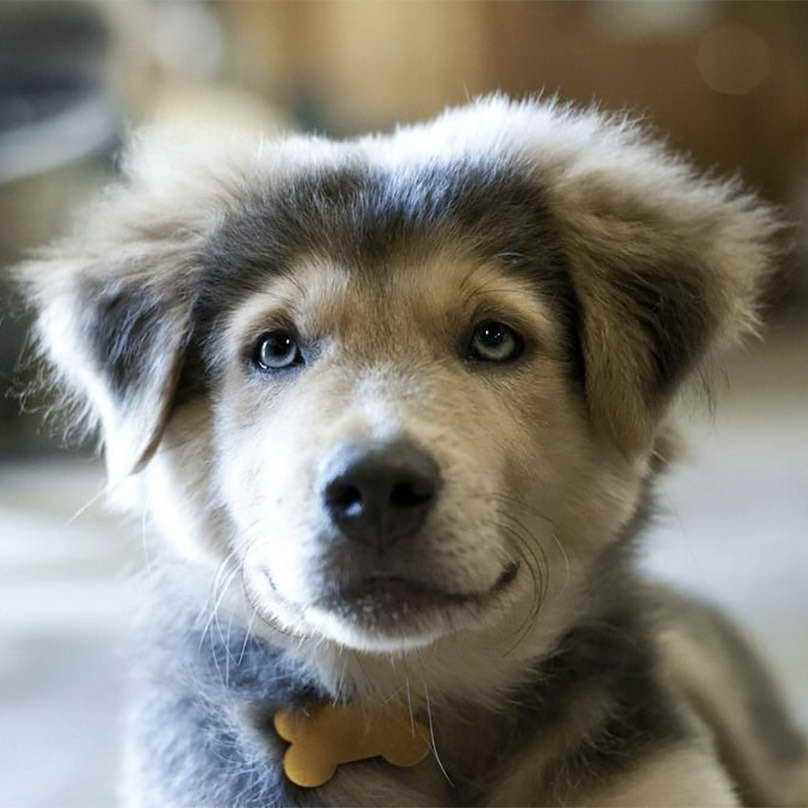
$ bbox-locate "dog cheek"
[405,416,512,589]
[143,407,229,565]
[216,404,324,605]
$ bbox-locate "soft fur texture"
[15,96,807,807]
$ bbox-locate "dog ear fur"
[544,122,781,455]
[13,129,253,480]
[16,240,195,480]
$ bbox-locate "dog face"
[215,253,598,651]
[204,162,626,652]
[16,98,777,654]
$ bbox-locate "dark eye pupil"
[255,331,300,370]
[478,324,505,346]
[265,334,292,357]
[469,320,522,362]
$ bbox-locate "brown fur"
[12,97,802,807]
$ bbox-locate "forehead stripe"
[194,159,583,387]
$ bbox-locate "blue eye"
[467,321,523,362]
[253,331,302,371]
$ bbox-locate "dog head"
[17,98,778,654]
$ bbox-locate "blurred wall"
[225,1,808,205]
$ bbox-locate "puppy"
[16,96,808,807]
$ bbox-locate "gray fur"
[124,566,316,807]
[655,586,808,807]
[12,96,803,807]
[125,547,691,807]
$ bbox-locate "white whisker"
[424,679,453,787]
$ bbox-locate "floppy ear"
[17,240,196,480]
[14,126,272,480]
[554,139,780,455]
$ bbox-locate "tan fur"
[13,96,796,806]
[657,591,808,807]
[576,745,739,807]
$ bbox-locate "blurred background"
[0,2,806,806]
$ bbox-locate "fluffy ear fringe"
[561,185,783,453]
[14,253,189,479]
[10,127,260,479]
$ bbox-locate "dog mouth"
[314,561,520,626]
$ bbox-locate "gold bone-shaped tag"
[274,705,431,788]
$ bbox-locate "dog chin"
[303,606,448,652]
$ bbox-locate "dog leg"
[577,743,739,807]
[655,588,808,807]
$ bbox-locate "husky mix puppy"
[16,97,808,807]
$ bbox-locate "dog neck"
[134,548,678,804]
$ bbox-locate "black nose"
[322,441,441,552]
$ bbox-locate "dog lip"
[316,561,520,614]
[332,576,472,608]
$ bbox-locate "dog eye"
[467,321,523,362]
[253,331,302,371]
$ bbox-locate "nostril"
[326,483,363,517]
[389,479,433,509]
